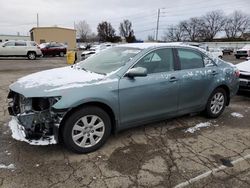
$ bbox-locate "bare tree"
[75,20,92,42]
[224,11,250,39]
[201,10,226,41]
[180,17,204,41]
[119,19,136,43]
[162,24,185,42]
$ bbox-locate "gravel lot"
[0,54,249,188]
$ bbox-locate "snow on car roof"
[117,42,199,50]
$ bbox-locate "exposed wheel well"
[215,85,230,106]
[58,102,116,142]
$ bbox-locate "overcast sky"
[0,0,249,40]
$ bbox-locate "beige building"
[30,27,76,49]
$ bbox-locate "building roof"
[30,26,76,32]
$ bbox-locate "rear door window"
[177,49,204,70]
[15,42,27,46]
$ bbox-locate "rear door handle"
[169,77,178,82]
[211,70,218,75]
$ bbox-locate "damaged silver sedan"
[7,43,239,153]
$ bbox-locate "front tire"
[62,106,111,154]
[205,88,227,118]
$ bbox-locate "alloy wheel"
[71,115,105,148]
[210,92,224,115]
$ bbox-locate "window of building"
[40,39,46,44]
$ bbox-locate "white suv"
[0,40,42,60]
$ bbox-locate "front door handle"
[169,77,178,82]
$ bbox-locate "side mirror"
[125,67,147,78]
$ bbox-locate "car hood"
[237,49,250,51]
[236,60,250,74]
[9,66,107,97]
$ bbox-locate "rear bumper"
[239,78,250,91]
[235,54,248,57]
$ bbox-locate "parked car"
[8,43,239,153]
[236,60,250,92]
[235,45,250,59]
[81,43,115,60]
[39,42,67,57]
[222,47,234,55]
[209,48,223,59]
[0,40,42,60]
[78,43,91,50]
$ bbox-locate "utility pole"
[155,9,160,41]
[36,13,39,27]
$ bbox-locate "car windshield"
[79,47,141,74]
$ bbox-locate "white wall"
[0,35,30,43]
[203,42,250,49]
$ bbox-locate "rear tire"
[236,56,240,59]
[27,52,36,60]
[205,88,227,118]
[62,106,111,154]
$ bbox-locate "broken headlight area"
[8,90,64,141]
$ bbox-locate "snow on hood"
[14,66,105,89]
[236,60,250,73]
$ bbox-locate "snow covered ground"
[231,112,244,118]
[184,122,214,133]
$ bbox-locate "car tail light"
[235,70,240,77]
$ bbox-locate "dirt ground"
[0,54,249,188]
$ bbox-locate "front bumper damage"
[8,117,57,145]
[7,90,67,145]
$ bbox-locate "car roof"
[118,42,201,51]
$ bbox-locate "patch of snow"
[35,164,40,167]
[5,150,11,155]
[231,112,244,118]
[16,66,104,89]
[8,117,57,146]
[184,122,213,133]
[118,42,186,49]
[0,164,15,170]
[45,78,118,92]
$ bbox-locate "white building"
[0,34,30,43]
